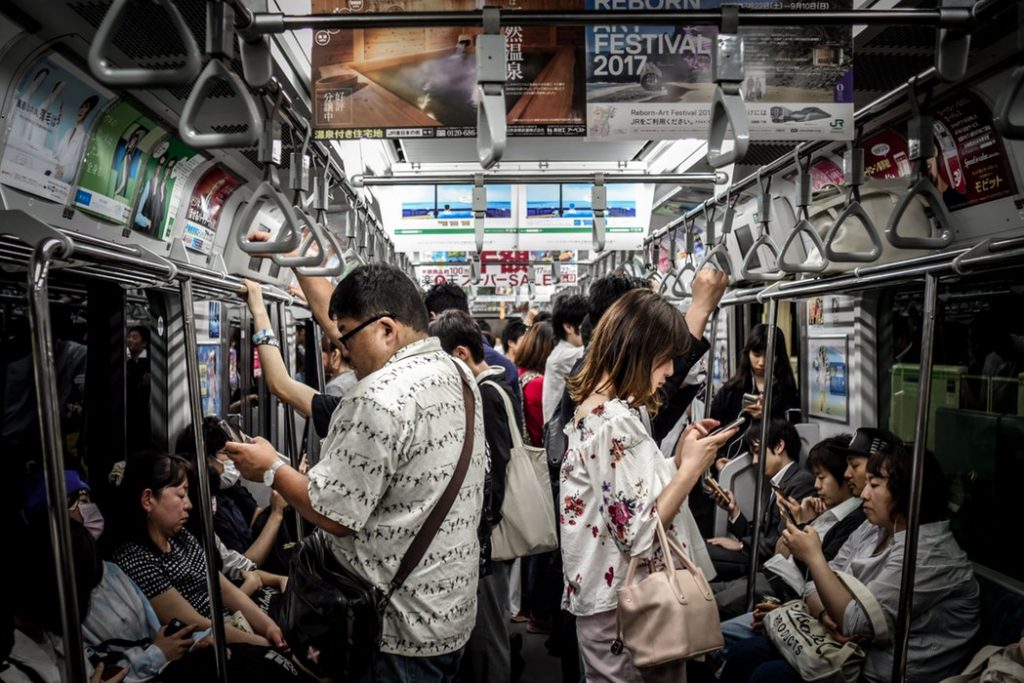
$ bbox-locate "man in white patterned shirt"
[225,264,485,683]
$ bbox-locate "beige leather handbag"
[612,517,723,668]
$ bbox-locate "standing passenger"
[561,289,736,681]
[225,264,485,683]
[542,293,588,424]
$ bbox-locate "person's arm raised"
[240,279,317,417]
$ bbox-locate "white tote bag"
[765,571,892,683]
[484,381,558,561]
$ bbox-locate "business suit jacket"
[728,462,817,559]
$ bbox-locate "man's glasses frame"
[338,312,397,348]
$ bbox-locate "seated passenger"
[176,420,292,574]
[721,435,980,683]
[716,434,865,636]
[707,419,816,581]
[5,519,127,683]
[111,452,290,650]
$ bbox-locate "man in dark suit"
[707,419,817,582]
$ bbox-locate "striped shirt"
[308,337,485,657]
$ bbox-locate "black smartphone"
[215,418,252,444]
[707,413,750,437]
[164,618,187,636]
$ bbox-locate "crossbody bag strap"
[387,358,476,597]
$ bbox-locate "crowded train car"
[1,0,1022,681]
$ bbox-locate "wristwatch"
[263,459,285,487]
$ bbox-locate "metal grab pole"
[27,238,87,683]
[746,297,779,611]
[276,302,307,540]
[179,278,230,683]
[891,272,940,683]
[352,172,724,186]
[309,320,327,468]
[240,306,253,435]
[703,308,721,421]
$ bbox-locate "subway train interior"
[1,0,1023,681]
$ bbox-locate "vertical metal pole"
[746,297,779,611]
[309,320,326,467]
[27,239,86,683]
[275,302,306,539]
[240,306,253,434]
[891,272,939,683]
[179,278,230,682]
[703,308,721,420]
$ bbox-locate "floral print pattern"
[560,399,698,617]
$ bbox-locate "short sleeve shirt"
[307,337,485,657]
[114,529,225,618]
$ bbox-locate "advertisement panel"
[0,56,110,204]
[388,184,518,252]
[584,0,854,141]
[75,102,163,224]
[310,0,586,140]
[516,182,651,250]
[131,137,202,241]
[862,92,1018,210]
[183,166,243,255]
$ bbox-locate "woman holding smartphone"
[561,289,737,681]
[691,325,801,537]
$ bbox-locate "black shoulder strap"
[387,359,476,595]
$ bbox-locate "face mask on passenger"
[78,502,105,540]
[220,459,241,488]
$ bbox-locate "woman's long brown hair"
[567,289,690,414]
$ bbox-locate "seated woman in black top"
[691,324,801,537]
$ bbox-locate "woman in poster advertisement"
[50,95,100,182]
[10,68,51,141]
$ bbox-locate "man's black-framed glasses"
[338,312,396,348]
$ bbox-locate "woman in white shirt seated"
[561,288,737,682]
[721,434,979,683]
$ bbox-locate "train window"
[882,276,1024,582]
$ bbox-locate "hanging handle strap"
[778,151,828,274]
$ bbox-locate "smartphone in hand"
[707,412,751,437]
[164,618,187,636]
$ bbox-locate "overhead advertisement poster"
[75,102,164,224]
[584,0,854,141]
[517,182,651,250]
[388,184,517,252]
[131,137,203,241]
[310,0,586,140]
[183,166,243,256]
[0,55,110,204]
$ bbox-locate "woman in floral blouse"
[562,289,737,682]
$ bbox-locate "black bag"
[281,360,477,681]
[279,533,383,680]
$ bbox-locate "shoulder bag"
[483,380,558,561]
[765,571,892,683]
[280,359,477,681]
[612,516,723,667]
